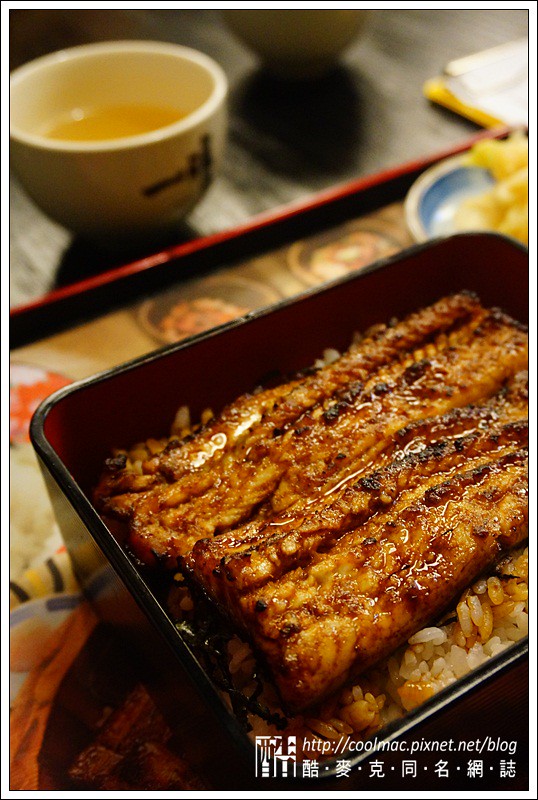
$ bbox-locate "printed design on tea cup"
[142,134,213,198]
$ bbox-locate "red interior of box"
[40,233,528,497]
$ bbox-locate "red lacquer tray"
[10,127,510,352]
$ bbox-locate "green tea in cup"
[42,103,186,141]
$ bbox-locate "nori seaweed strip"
[175,600,287,731]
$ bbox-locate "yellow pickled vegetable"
[456,131,528,245]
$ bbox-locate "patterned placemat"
[12,202,413,379]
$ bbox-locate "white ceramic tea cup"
[10,41,228,243]
[223,9,369,79]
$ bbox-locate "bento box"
[30,232,528,790]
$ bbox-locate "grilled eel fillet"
[95,293,526,565]
[187,372,528,601]
[238,446,528,711]
[95,293,528,711]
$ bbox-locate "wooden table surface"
[9,8,528,308]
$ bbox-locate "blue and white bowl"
[405,155,495,242]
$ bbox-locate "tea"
[43,103,186,141]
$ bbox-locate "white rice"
[274,547,529,745]
[10,443,63,580]
[167,545,528,757]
